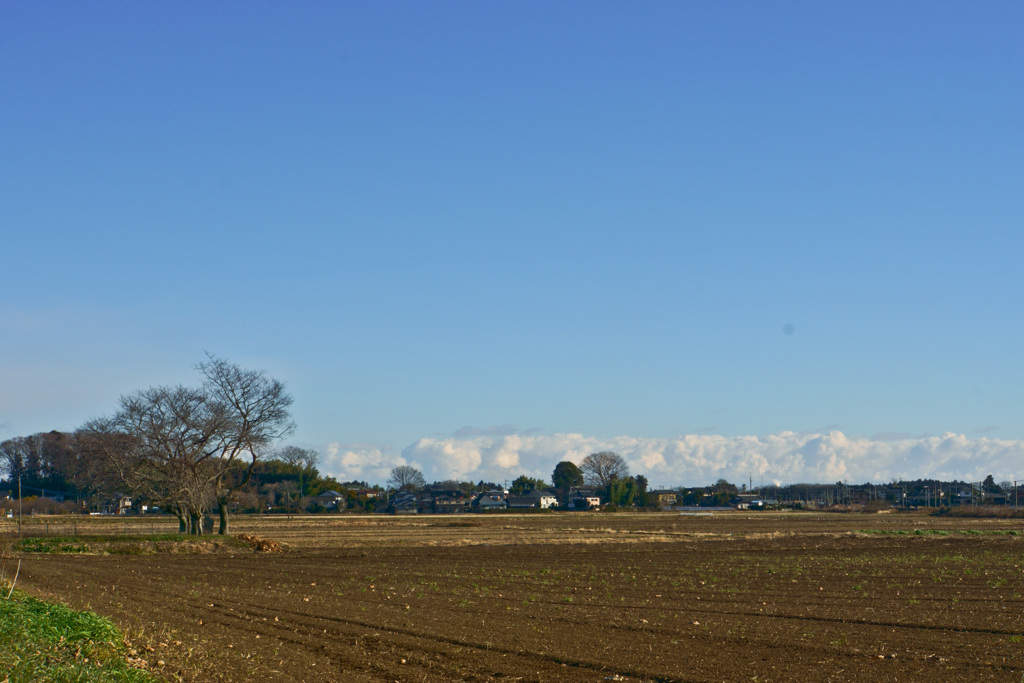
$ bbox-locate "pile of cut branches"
[236,533,284,552]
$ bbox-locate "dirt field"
[11,512,1024,682]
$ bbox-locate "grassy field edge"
[0,586,157,682]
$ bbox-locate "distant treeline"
[3,431,1018,516]
[0,430,376,513]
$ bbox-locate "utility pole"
[18,473,22,535]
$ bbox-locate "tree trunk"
[175,506,188,533]
[217,496,229,535]
[190,510,202,535]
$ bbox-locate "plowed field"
[12,512,1024,682]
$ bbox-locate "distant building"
[472,491,507,511]
[437,494,470,514]
[649,490,678,507]
[506,490,558,509]
[392,491,420,514]
[313,490,346,509]
[567,490,601,510]
[115,494,131,514]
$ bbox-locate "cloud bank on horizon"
[322,430,1024,488]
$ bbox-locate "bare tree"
[387,465,425,491]
[579,451,629,487]
[199,356,294,534]
[79,386,223,534]
[276,445,320,502]
[78,357,293,535]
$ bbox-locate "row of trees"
[386,452,655,507]
[225,450,379,514]
[0,441,362,516]
[516,453,650,507]
[0,430,111,503]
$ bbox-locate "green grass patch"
[14,534,252,555]
[15,537,90,554]
[0,588,156,682]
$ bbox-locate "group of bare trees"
[77,356,294,535]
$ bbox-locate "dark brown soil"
[15,513,1024,682]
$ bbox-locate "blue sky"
[3,2,1023,485]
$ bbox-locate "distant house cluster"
[309,488,378,511]
[357,480,1024,515]
[371,484,604,515]
[4,473,1021,519]
[746,481,1021,509]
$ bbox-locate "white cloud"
[320,442,409,484]
[402,437,484,481]
[316,430,1024,487]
